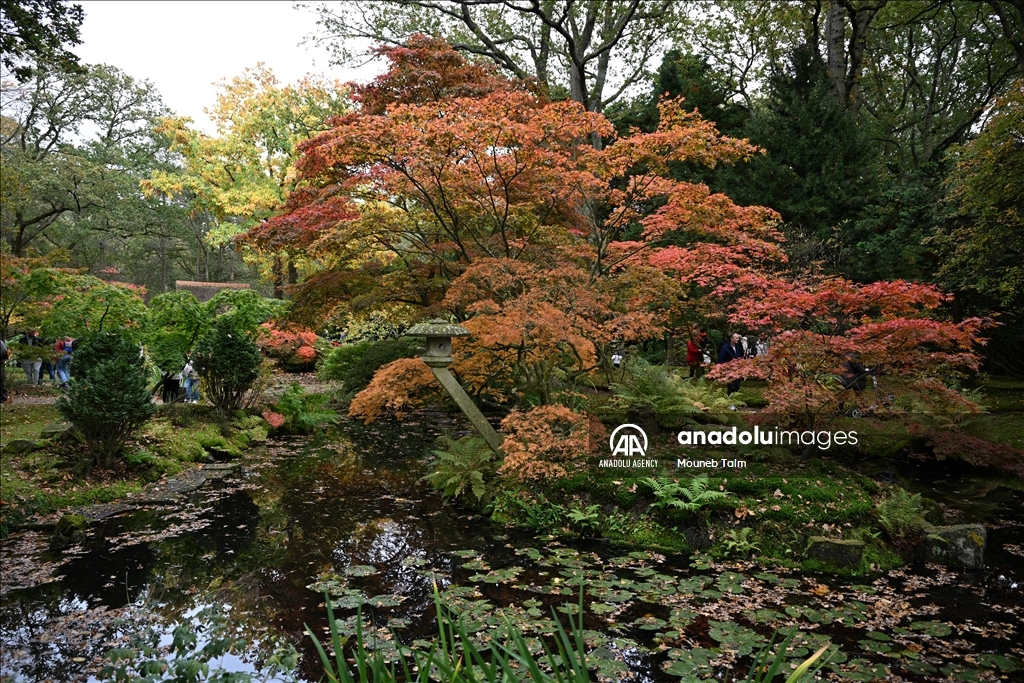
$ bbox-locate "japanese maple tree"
[708,275,987,428]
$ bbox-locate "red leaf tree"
[708,275,987,428]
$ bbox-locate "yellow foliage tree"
[143,64,349,296]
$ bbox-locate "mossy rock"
[39,421,82,444]
[199,435,243,459]
[918,523,986,568]
[2,438,37,455]
[806,536,865,568]
[51,513,88,547]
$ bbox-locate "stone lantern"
[405,319,469,367]
[406,319,504,454]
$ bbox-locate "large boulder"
[918,523,986,569]
[806,536,865,568]
[2,438,36,455]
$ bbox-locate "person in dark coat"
[718,332,744,394]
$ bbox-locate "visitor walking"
[38,335,57,385]
[611,351,623,369]
[182,357,201,404]
[55,337,73,388]
[161,367,182,404]
[718,332,744,395]
[20,330,43,384]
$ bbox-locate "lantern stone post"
[406,319,504,454]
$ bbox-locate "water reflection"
[1,415,1022,683]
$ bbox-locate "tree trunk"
[273,256,285,299]
[825,0,849,103]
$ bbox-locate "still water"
[1,416,1022,682]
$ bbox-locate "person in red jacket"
[686,327,707,378]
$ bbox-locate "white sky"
[74,1,379,132]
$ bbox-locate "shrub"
[272,383,340,434]
[499,406,588,480]
[57,332,158,469]
[348,358,437,423]
[193,319,263,414]
[425,435,497,508]
[328,338,422,394]
[318,341,372,381]
[259,322,320,372]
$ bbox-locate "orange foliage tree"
[240,38,783,418]
[498,405,589,480]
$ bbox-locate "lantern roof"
[406,318,470,338]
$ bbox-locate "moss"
[960,414,1024,450]
[861,541,904,571]
[54,513,87,536]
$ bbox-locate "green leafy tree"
[718,46,881,267]
[309,0,687,115]
[204,288,287,340]
[609,50,748,136]
[0,0,83,80]
[193,318,263,413]
[40,279,148,342]
[143,65,350,296]
[57,332,157,469]
[145,290,208,375]
[1,60,170,256]
[937,83,1024,313]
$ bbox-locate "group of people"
[686,328,766,395]
[7,331,76,388]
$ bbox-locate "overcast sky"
[75,1,378,132]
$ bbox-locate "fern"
[723,527,760,557]
[273,383,340,434]
[644,475,729,512]
[875,488,926,552]
[611,359,741,426]
[425,435,497,508]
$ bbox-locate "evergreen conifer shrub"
[193,319,263,413]
[57,332,158,469]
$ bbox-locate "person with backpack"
[182,356,200,404]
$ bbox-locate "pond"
[1,415,1022,683]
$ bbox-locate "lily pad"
[366,594,406,608]
[975,654,1020,672]
[909,620,952,637]
[708,620,765,656]
[469,566,523,584]
[590,603,620,615]
[401,556,428,567]
[344,564,379,577]
[590,587,633,603]
[633,615,667,630]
